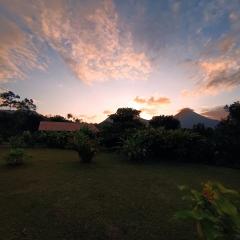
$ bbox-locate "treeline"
[99,103,240,168]
[0,91,79,140]
[1,90,240,168]
[0,110,78,140]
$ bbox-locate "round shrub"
[5,148,26,166]
[9,135,25,148]
[74,132,96,163]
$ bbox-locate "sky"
[0,0,240,123]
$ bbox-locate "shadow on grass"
[0,161,34,171]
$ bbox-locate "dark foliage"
[5,148,26,166]
[36,131,72,148]
[123,128,214,163]
[47,115,70,122]
[99,108,144,148]
[149,115,180,129]
[0,110,45,140]
[192,123,214,138]
[214,102,240,167]
[74,131,96,163]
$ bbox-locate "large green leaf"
[216,198,238,216]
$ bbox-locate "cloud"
[183,56,240,96]
[0,0,151,84]
[0,15,47,82]
[134,96,171,106]
[217,36,236,54]
[79,114,97,123]
[103,110,112,115]
[201,106,228,120]
[140,107,158,116]
[134,96,171,117]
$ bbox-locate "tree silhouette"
[0,91,20,110]
[17,98,36,111]
[149,115,180,129]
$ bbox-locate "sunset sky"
[0,0,240,122]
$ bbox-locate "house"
[38,121,99,133]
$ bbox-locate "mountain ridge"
[100,108,219,128]
[174,108,219,128]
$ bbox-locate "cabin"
[38,121,99,133]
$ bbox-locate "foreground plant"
[175,182,240,240]
[5,148,28,166]
[74,131,96,163]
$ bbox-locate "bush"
[175,182,240,240]
[122,128,214,163]
[214,121,240,167]
[22,130,34,147]
[74,131,96,163]
[9,135,25,148]
[5,148,27,166]
[35,131,71,149]
[122,128,157,161]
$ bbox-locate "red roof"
[38,121,99,133]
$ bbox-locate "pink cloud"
[0,15,47,82]
[103,110,112,115]
[182,56,240,97]
[134,96,171,105]
[201,106,228,120]
[0,0,151,84]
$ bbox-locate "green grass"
[0,148,239,240]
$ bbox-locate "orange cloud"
[134,96,171,105]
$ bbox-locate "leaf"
[191,190,202,201]
[178,185,188,191]
[174,210,196,220]
[201,221,221,240]
[216,197,238,216]
[216,183,239,196]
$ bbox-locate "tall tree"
[0,91,20,110]
[16,98,37,111]
[215,101,240,165]
[0,91,36,111]
[109,108,141,122]
[224,101,240,124]
[100,108,144,147]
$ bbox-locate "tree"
[0,91,36,111]
[67,113,73,120]
[109,108,141,122]
[0,91,20,110]
[149,115,180,130]
[100,108,144,148]
[224,101,240,124]
[192,123,214,138]
[215,101,240,166]
[16,98,36,111]
[48,115,69,122]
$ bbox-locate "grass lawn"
[0,148,239,240]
